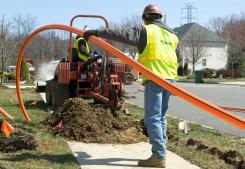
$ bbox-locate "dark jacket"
[96,19,174,54]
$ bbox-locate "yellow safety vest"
[73,37,90,61]
[138,24,179,80]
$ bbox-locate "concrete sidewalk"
[68,142,200,169]
[4,84,36,89]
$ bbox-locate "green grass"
[126,102,245,169]
[0,86,80,169]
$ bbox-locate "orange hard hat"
[142,4,162,18]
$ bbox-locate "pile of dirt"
[0,123,38,153]
[42,98,148,144]
[220,151,245,169]
[186,138,245,169]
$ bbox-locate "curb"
[177,80,245,87]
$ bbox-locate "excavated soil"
[0,123,38,153]
[186,138,245,169]
[42,98,148,144]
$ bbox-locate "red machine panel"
[113,63,125,82]
[58,62,70,84]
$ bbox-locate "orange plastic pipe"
[219,106,245,113]
[16,24,245,130]
[0,107,13,119]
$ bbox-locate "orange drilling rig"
[37,15,126,115]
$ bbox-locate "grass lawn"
[126,103,245,169]
[0,86,80,169]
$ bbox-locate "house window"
[202,59,207,67]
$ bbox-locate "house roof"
[173,22,225,42]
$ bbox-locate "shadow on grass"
[24,100,48,112]
[1,100,48,113]
[0,152,78,164]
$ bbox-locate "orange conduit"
[219,106,245,113]
[16,24,245,130]
[0,107,13,119]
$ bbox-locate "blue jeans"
[144,80,174,159]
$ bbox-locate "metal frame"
[68,15,109,63]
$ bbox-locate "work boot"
[138,155,166,168]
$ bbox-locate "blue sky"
[1,0,245,29]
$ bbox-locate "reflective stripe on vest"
[73,38,90,61]
[138,24,179,79]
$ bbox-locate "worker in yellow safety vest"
[83,4,178,168]
[72,35,90,62]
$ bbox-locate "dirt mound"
[0,123,38,153]
[43,98,148,144]
[186,138,245,169]
[209,147,223,156]
[196,144,209,151]
[220,150,245,169]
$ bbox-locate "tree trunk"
[1,60,4,86]
[231,55,234,78]
[192,63,195,75]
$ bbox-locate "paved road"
[124,82,245,138]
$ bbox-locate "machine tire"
[124,73,134,85]
[125,64,132,73]
[109,83,122,117]
[52,80,70,107]
[45,79,70,107]
[45,80,53,106]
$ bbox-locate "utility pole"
[181,3,198,25]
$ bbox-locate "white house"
[174,23,228,73]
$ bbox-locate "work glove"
[83,30,98,41]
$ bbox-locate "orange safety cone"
[1,120,14,137]
[55,121,62,129]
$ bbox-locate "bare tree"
[21,14,38,37]
[12,14,38,62]
[25,30,69,66]
[0,14,70,83]
[109,14,142,59]
[208,17,226,36]
[0,15,15,85]
[224,14,245,77]
[183,29,208,73]
[209,13,245,77]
